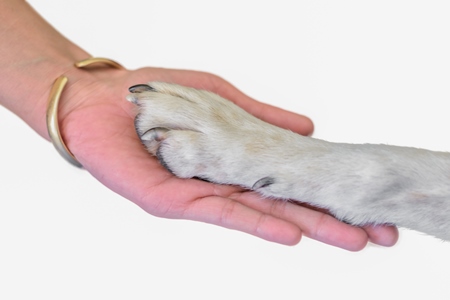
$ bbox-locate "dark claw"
[252,176,275,190]
[129,84,155,93]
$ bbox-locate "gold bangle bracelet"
[46,57,124,168]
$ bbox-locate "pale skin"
[0,0,398,251]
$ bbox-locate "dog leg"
[127,82,450,240]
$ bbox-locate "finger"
[298,203,400,248]
[246,100,314,137]
[182,194,303,245]
[212,79,314,136]
[364,224,399,247]
[232,192,371,251]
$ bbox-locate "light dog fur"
[126,82,450,241]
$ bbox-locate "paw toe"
[137,127,170,157]
[140,127,169,142]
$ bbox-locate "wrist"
[46,58,126,167]
[0,53,91,138]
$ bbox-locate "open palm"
[58,66,398,251]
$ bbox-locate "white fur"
[127,82,450,241]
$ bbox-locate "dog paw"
[126,82,302,194]
[126,82,389,224]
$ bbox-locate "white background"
[1,1,450,299]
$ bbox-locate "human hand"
[58,66,398,251]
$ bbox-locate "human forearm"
[0,0,90,138]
